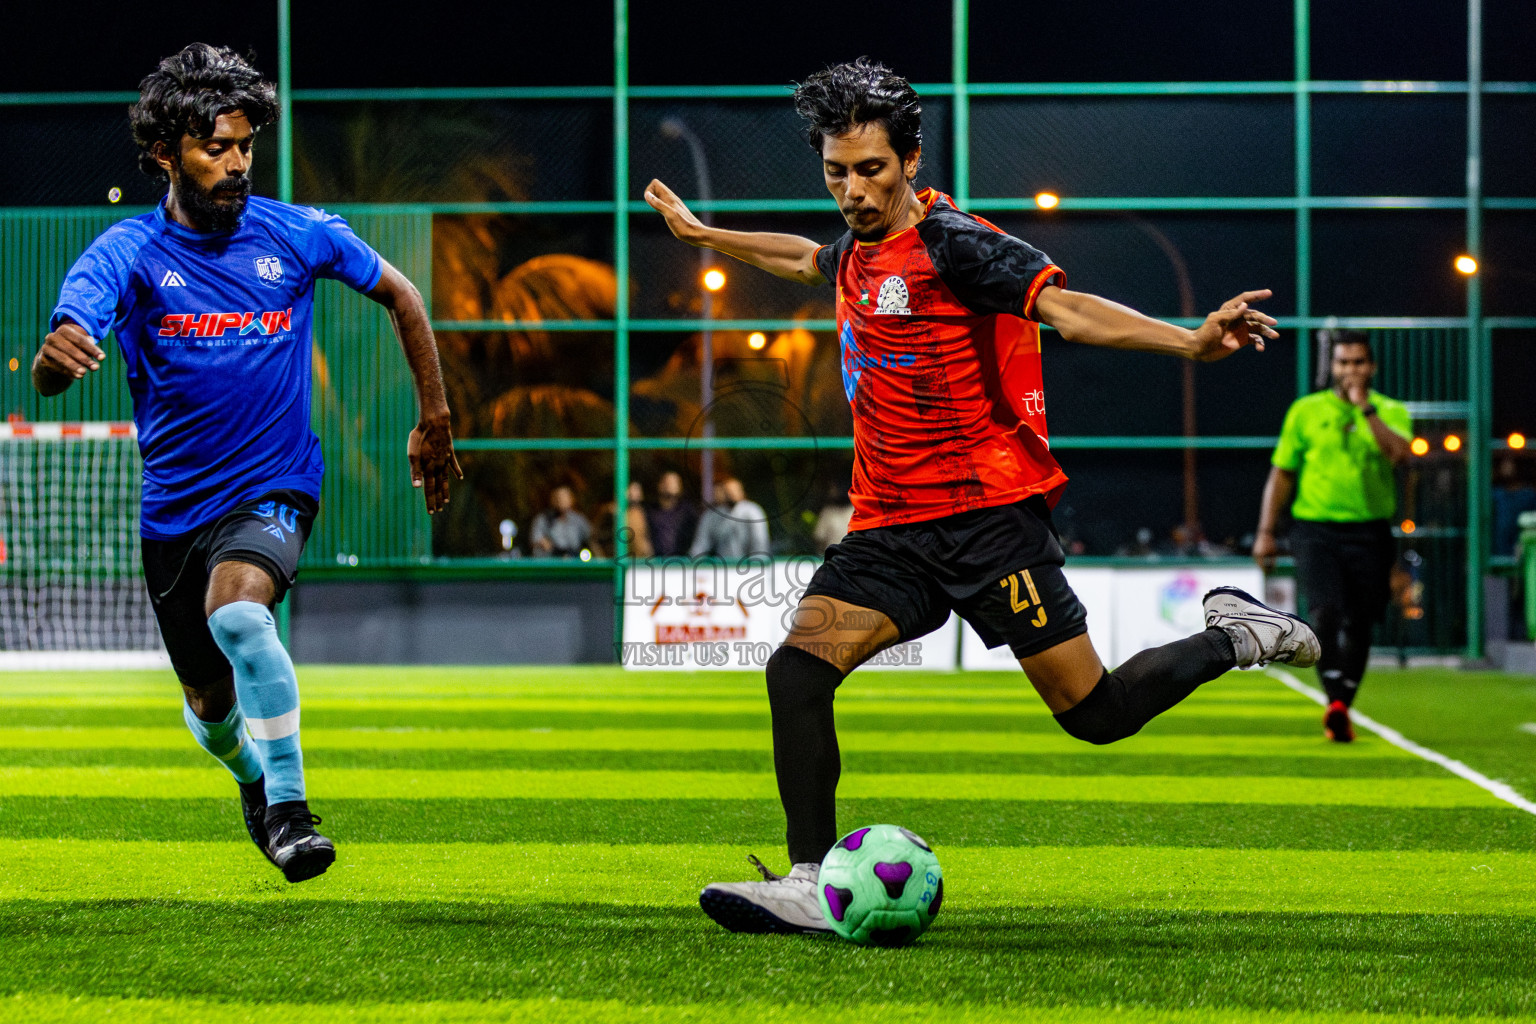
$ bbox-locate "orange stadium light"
[1034,191,1060,210]
[1443,434,1463,452]
[1410,437,1430,456]
[703,269,726,292]
[1509,432,1528,450]
[6,358,17,372]
[1401,519,1417,534]
[1454,255,1478,275]
[747,332,767,350]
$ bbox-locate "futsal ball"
[816,824,943,946]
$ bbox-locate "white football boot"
[1203,586,1321,669]
[698,855,833,935]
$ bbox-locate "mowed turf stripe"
[0,747,1450,780]
[0,667,1294,699]
[12,995,1535,1024]
[5,840,1536,915]
[0,695,1323,719]
[0,726,1417,759]
[7,796,1531,850]
[0,707,1339,735]
[0,766,1494,806]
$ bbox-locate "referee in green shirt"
[1253,331,1412,742]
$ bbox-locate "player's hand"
[36,321,105,380]
[1252,531,1279,573]
[643,179,708,246]
[1190,290,1279,362]
[408,414,462,515]
[1345,382,1370,406]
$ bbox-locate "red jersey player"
[644,58,1320,936]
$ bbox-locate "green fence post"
[275,0,294,648]
[1465,0,1486,660]
[1294,0,1312,398]
[952,0,970,209]
[612,0,631,658]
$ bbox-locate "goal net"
[0,422,167,668]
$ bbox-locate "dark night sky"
[2,0,1533,92]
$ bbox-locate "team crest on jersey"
[254,255,285,288]
[873,275,911,315]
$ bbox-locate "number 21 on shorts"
[1000,570,1048,628]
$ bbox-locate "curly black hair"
[129,43,278,178]
[792,57,922,161]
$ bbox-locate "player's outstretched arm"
[365,260,463,515]
[1034,286,1280,363]
[644,179,824,284]
[32,319,105,397]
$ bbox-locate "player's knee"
[1051,671,1141,745]
[207,600,276,651]
[766,645,843,711]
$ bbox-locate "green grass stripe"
[8,796,1529,850]
[0,726,1416,758]
[0,747,1448,780]
[0,766,1493,806]
[0,707,1335,735]
[0,667,1296,699]
[4,840,1535,915]
[5,906,1535,1019]
[10,994,1536,1024]
[0,694,1324,719]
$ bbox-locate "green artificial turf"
[1,665,1534,1023]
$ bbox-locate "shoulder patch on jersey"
[254,255,285,287]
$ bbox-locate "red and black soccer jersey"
[814,188,1067,531]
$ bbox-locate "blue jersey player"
[31,44,462,883]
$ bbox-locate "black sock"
[765,645,845,866]
[1054,627,1236,744]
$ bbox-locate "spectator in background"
[592,481,654,558]
[691,477,770,559]
[1252,330,1411,743]
[647,471,699,557]
[531,485,592,558]
[811,486,854,555]
[1494,454,1536,558]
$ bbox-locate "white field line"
[1267,666,1536,817]
[1521,723,1536,736]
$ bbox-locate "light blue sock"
[208,601,305,804]
[182,700,263,785]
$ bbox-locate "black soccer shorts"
[140,489,317,687]
[802,495,1089,660]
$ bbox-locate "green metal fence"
[1,0,1531,657]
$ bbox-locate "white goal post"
[0,422,168,669]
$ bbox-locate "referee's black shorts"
[802,495,1089,660]
[140,489,317,687]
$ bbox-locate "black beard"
[174,170,251,232]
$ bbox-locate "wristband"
[1360,403,1377,418]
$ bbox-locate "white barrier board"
[622,560,1260,672]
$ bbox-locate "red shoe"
[1323,700,1355,743]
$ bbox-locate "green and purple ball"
[816,824,943,946]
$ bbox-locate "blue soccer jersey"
[51,196,383,540]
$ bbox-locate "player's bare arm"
[1252,465,1297,571]
[1034,286,1280,362]
[366,260,462,514]
[31,318,105,397]
[644,179,824,283]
